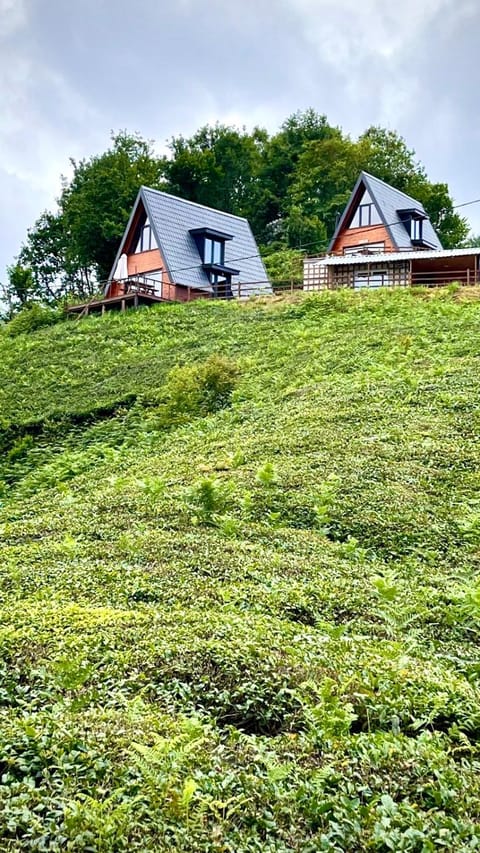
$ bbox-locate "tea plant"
[1,288,480,848]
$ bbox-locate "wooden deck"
[66,290,167,317]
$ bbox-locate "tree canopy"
[5,112,470,306]
[15,132,165,304]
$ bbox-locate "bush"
[5,304,63,337]
[261,247,303,284]
[159,354,240,423]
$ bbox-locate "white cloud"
[0,0,26,39]
[1,0,480,280]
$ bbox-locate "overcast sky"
[1,0,480,281]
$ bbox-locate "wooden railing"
[113,274,163,298]
[410,269,479,288]
[101,269,480,305]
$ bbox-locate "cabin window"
[358,204,374,227]
[212,240,223,264]
[354,269,387,289]
[210,273,233,299]
[343,242,385,256]
[204,238,225,265]
[411,218,422,241]
[145,269,163,282]
[349,192,381,229]
[134,219,158,253]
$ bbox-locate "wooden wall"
[330,224,395,255]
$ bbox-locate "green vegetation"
[4,304,64,338]
[3,112,469,310]
[1,288,480,849]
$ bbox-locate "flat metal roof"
[306,247,480,267]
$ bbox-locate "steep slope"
[1,289,480,851]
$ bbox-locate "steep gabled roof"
[328,171,443,252]
[108,187,270,293]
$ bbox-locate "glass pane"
[212,241,222,264]
[204,238,213,263]
[359,205,371,227]
[142,225,151,252]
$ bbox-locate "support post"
[101,304,105,315]
[134,294,138,309]
[121,299,125,312]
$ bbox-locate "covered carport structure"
[303,247,480,291]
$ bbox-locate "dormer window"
[204,237,225,265]
[190,227,233,261]
[189,226,239,294]
[411,218,422,241]
[398,208,430,247]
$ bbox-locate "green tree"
[60,131,165,282]
[286,135,361,246]
[462,233,480,248]
[19,210,70,302]
[356,126,426,192]
[164,123,267,223]
[257,110,341,241]
[1,263,40,314]
[261,247,304,283]
[356,127,468,248]
[17,132,165,301]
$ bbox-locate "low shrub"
[156,354,240,425]
[4,304,63,337]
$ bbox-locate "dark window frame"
[358,203,373,227]
[411,218,422,241]
[204,238,225,265]
[134,220,156,254]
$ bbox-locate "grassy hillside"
[1,288,480,851]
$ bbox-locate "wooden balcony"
[66,275,167,317]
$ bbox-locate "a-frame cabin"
[67,188,270,316]
[328,171,442,257]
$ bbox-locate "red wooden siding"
[330,224,395,255]
[127,249,164,276]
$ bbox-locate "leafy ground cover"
[1,287,480,850]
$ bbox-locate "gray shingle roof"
[110,187,270,294]
[328,171,443,252]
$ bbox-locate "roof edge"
[361,172,400,251]
[305,245,480,266]
[140,187,174,283]
[140,185,251,223]
[106,187,144,287]
[327,173,366,252]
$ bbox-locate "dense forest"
[2,109,470,311]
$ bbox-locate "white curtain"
[113,253,128,280]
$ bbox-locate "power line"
[149,194,480,286]
[451,197,480,211]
